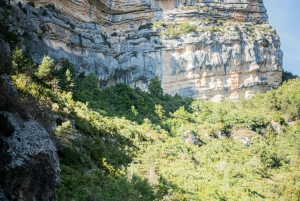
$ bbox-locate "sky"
[264,0,300,75]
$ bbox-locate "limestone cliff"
[9,0,282,101]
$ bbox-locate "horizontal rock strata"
[10,0,282,101]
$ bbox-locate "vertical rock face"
[9,0,282,101]
[0,76,60,201]
[0,113,60,201]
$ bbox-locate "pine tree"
[64,69,74,91]
[54,59,75,92]
[35,56,54,85]
[148,76,163,97]
[12,47,34,75]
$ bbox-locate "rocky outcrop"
[0,76,60,201]
[8,0,282,101]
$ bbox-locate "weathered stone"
[9,0,282,101]
[0,111,60,201]
[0,77,60,201]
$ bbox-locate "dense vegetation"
[2,47,300,201]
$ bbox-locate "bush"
[260,148,287,168]
[163,21,197,37]
[152,20,166,28]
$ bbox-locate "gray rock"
[240,137,251,147]
[0,111,60,201]
[8,0,282,102]
[183,130,199,145]
[271,122,281,134]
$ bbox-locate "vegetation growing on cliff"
[163,21,197,37]
[4,48,300,201]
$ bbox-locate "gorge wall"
[9,0,282,101]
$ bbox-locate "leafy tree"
[65,69,74,90]
[172,106,191,121]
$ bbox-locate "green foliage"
[185,6,200,11]
[9,54,300,201]
[35,56,54,85]
[55,59,75,92]
[282,69,298,83]
[260,147,287,168]
[148,76,163,98]
[163,21,197,37]
[275,78,300,120]
[73,72,102,108]
[216,19,225,25]
[12,47,35,75]
[55,120,73,142]
[152,20,166,28]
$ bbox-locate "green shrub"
[152,20,166,28]
[163,21,197,37]
[260,148,287,168]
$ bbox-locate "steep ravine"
[8,0,282,101]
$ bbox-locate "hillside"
[0,0,299,200]
[0,46,299,200]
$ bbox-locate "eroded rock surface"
[9,0,282,101]
[0,111,60,201]
[0,76,60,201]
